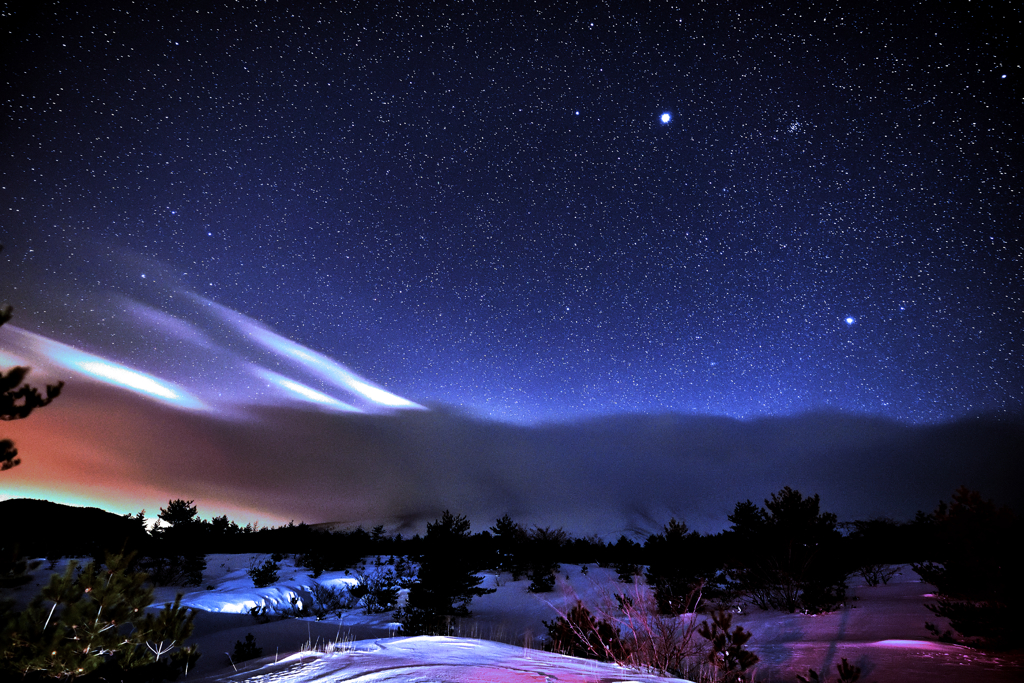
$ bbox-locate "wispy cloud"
[1,291,422,419]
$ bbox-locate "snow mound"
[871,639,957,651]
[172,557,359,615]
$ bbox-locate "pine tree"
[611,536,642,582]
[526,526,566,593]
[157,499,200,527]
[1,245,64,470]
[398,511,494,635]
[0,552,198,679]
[697,609,759,681]
[645,518,703,613]
[490,514,528,579]
[143,500,207,586]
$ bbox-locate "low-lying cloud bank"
[4,373,1020,537]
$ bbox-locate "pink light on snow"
[871,639,954,651]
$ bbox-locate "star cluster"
[2,1,1020,424]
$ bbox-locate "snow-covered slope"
[153,556,1023,683]
[0,554,993,683]
[193,635,687,683]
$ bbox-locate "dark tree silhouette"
[645,518,705,613]
[398,510,494,634]
[157,499,200,528]
[490,514,528,579]
[1,246,64,470]
[727,486,848,613]
[526,526,567,593]
[142,499,207,586]
[915,487,1021,650]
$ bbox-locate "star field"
[2,0,1020,425]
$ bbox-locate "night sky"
[1,1,1021,532]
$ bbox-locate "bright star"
[660,112,671,124]
[845,317,856,325]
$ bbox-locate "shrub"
[797,656,861,682]
[350,571,400,613]
[247,556,280,588]
[396,605,453,636]
[801,572,849,614]
[545,579,711,678]
[248,603,274,623]
[544,600,629,662]
[857,563,899,587]
[614,579,705,677]
[296,548,328,578]
[309,582,356,619]
[232,633,263,663]
[0,549,39,588]
[281,594,312,618]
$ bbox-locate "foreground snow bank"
[197,635,692,683]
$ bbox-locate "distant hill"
[0,498,148,558]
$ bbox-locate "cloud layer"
[4,366,1020,536]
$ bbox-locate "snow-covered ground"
[13,555,1023,682]
[195,636,684,683]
